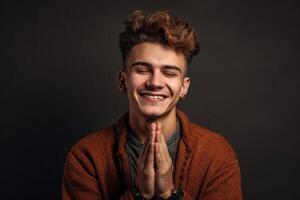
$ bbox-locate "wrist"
[131,187,152,200]
[160,188,184,200]
[159,190,172,199]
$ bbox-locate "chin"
[139,106,172,120]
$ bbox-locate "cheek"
[168,80,184,94]
[127,74,145,91]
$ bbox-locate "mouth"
[139,92,168,102]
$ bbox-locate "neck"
[128,109,177,143]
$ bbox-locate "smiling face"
[119,42,190,120]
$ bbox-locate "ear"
[118,71,127,93]
[180,77,190,98]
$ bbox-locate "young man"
[62,10,242,200]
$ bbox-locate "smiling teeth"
[144,95,164,99]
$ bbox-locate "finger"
[138,123,154,160]
[156,122,161,143]
[160,129,171,162]
[155,122,171,163]
[139,126,156,168]
[145,139,154,169]
[151,123,157,142]
[156,123,166,163]
[155,142,162,165]
[151,124,156,144]
[160,131,167,150]
[148,124,156,162]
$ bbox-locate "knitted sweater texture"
[62,110,242,200]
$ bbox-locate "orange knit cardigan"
[62,110,242,199]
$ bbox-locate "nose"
[145,70,164,89]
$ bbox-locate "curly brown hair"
[119,10,200,67]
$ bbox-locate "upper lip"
[139,91,169,98]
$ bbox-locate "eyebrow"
[130,61,152,68]
[130,61,182,73]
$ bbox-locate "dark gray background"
[1,0,300,199]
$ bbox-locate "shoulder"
[177,109,237,161]
[63,125,119,184]
[189,123,233,148]
[68,125,117,158]
[189,122,238,162]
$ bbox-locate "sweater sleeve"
[200,136,243,200]
[179,160,241,200]
[62,151,135,200]
[62,151,103,200]
[201,159,242,200]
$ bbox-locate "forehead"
[125,42,187,70]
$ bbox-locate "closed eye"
[162,70,179,77]
[134,66,151,74]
